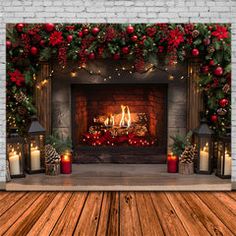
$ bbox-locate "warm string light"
[36,69,54,90]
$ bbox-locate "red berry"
[78,31,83,38]
[45,23,55,32]
[40,40,45,46]
[210,114,218,122]
[67,35,73,43]
[88,52,95,60]
[201,65,209,74]
[131,35,138,42]
[83,28,89,35]
[219,98,229,107]
[30,46,38,56]
[214,66,223,76]
[16,23,24,32]
[92,27,100,35]
[126,25,134,34]
[192,48,199,57]
[122,46,129,54]
[113,53,120,60]
[209,59,215,66]
[6,40,12,49]
[142,35,147,40]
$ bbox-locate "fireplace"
[71,84,167,163]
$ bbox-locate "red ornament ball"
[192,48,199,57]
[126,25,134,34]
[6,40,12,49]
[30,46,38,56]
[219,98,229,107]
[16,23,24,32]
[88,52,95,60]
[113,53,120,60]
[45,23,55,32]
[78,31,83,38]
[201,65,209,74]
[122,46,129,54]
[67,35,73,43]
[209,59,215,66]
[203,38,211,46]
[131,35,138,42]
[40,40,45,46]
[214,66,223,76]
[92,27,100,35]
[210,114,218,123]
[83,28,89,35]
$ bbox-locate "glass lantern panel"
[7,143,23,176]
[199,137,210,171]
[218,141,224,175]
[224,142,231,176]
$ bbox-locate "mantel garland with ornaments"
[6,23,231,135]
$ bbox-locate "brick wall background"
[0,0,235,186]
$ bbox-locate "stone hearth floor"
[6,164,231,191]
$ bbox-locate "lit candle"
[61,151,72,174]
[9,149,20,175]
[167,153,178,173]
[224,151,232,176]
[200,143,209,171]
[30,144,41,171]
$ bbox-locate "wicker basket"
[179,162,194,175]
[45,163,60,176]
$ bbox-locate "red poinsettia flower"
[168,29,184,47]
[8,70,25,86]
[212,25,229,40]
[49,31,63,46]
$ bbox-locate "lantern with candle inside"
[25,116,45,174]
[216,135,231,179]
[193,118,213,174]
[7,128,25,178]
[167,153,178,173]
[61,150,72,174]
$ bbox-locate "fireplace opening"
[71,84,168,163]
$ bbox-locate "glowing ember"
[119,105,131,128]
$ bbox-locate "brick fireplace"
[51,59,188,163]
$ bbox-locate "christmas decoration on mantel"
[179,145,195,175]
[6,23,231,135]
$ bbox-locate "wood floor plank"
[74,192,103,236]
[0,192,25,217]
[50,192,88,236]
[213,192,236,216]
[97,192,112,236]
[0,192,10,201]
[227,192,236,201]
[26,192,72,236]
[197,192,236,233]
[183,192,235,236]
[135,192,164,236]
[106,192,119,236]
[4,192,57,236]
[0,192,41,235]
[120,192,142,236]
[166,192,210,236]
[150,192,188,236]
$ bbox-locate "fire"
[104,114,114,127]
[119,105,131,128]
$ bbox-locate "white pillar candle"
[9,150,20,175]
[224,153,232,176]
[199,143,209,171]
[30,146,41,171]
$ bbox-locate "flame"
[119,105,131,128]
[104,114,114,127]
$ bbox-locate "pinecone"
[45,144,60,164]
[223,83,230,93]
[180,145,195,164]
[207,45,215,54]
[217,108,227,116]
[14,92,27,103]
[192,30,199,38]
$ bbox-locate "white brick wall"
[0,0,236,187]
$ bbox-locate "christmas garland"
[6,23,231,135]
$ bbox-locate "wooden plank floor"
[0,192,236,236]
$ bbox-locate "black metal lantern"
[25,116,45,174]
[193,118,214,174]
[6,128,25,178]
[216,135,231,179]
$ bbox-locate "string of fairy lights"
[36,63,186,90]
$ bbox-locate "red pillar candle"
[167,153,178,173]
[61,151,72,174]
